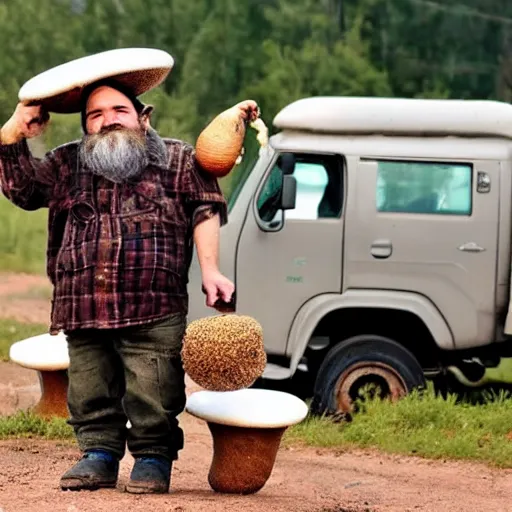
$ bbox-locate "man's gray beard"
[80,125,148,183]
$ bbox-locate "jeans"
[65,313,187,462]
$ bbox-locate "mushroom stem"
[33,370,69,419]
[206,421,287,494]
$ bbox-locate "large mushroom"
[9,332,69,418]
[195,101,268,178]
[186,388,308,494]
[182,314,267,391]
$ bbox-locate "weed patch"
[285,385,512,468]
[0,411,73,440]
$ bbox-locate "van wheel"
[310,335,425,416]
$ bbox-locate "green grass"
[285,384,512,468]
[0,197,47,274]
[0,318,47,361]
[484,358,512,384]
[0,411,74,440]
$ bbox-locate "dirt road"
[1,272,512,512]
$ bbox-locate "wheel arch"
[286,290,454,375]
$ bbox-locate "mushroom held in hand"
[186,388,309,494]
[181,314,267,391]
[195,100,267,177]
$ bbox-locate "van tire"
[310,334,425,416]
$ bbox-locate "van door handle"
[371,239,393,259]
[458,242,485,253]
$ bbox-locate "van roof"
[273,96,512,140]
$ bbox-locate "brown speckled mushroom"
[9,332,69,418]
[182,314,267,391]
[186,388,308,494]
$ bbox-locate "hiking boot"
[60,450,119,491]
[125,456,171,494]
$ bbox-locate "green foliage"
[42,114,83,152]
[0,318,48,361]
[242,1,391,125]
[343,0,511,100]
[140,88,198,145]
[0,0,389,154]
[285,384,512,468]
[0,0,508,138]
[484,359,512,385]
[0,0,505,152]
[0,198,48,275]
[0,411,74,440]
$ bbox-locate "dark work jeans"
[65,313,187,462]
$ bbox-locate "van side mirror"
[281,175,296,210]
[278,153,296,175]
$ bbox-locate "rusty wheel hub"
[335,361,407,413]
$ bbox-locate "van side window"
[376,160,472,215]
[257,154,343,222]
[256,163,284,222]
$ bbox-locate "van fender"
[286,289,454,374]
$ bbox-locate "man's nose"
[103,111,119,127]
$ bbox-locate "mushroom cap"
[182,315,267,391]
[185,388,309,428]
[18,47,174,113]
[9,332,69,371]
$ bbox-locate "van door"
[235,152,345,357]
[345,157,500,348]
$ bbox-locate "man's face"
[84,85,143,134]
[80,85,151,183]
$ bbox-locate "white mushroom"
[18,48,174,114]
[9,332,69,418]
[186,388,308,494]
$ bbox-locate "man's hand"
[202,270,235,313]
[0,102,50,144]
[233,99,260,124]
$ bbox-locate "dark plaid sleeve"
[0,139,59,210]
[183,144,228,228]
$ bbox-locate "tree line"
[0,0,509,195]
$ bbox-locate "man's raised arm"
[0,102,57,210]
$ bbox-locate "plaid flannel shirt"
[0,136,227,334]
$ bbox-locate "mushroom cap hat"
[18,47,174,114]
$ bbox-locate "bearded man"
[0,74,256,494]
